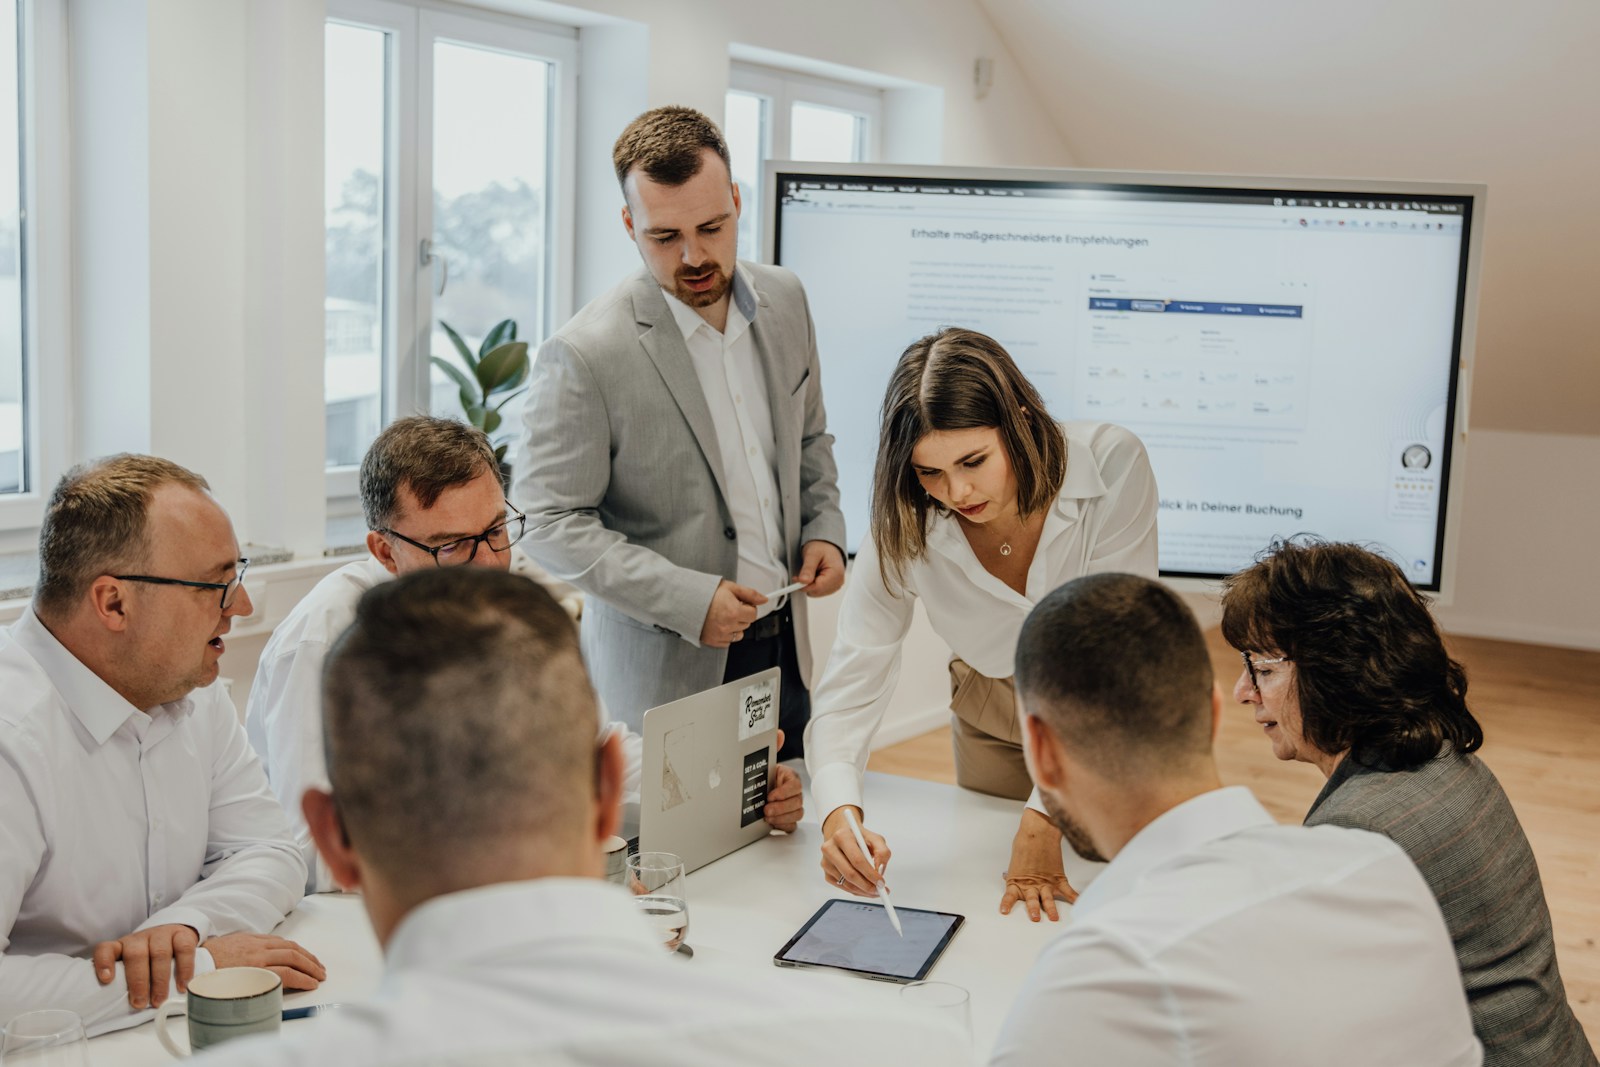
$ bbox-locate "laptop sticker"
[661,722,694,810]
[741,748,770,827]
[738,677,777,741]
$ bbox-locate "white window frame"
[730,62,883,165]
[323,0,576,503]
[0,0,69,537]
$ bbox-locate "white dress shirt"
[245,558,387,893]
[247,558,642,893]
[990,787,1483,1067]
[664,268,788,615]
[0,609,306,1036]
[192,877,969,1067]
[805,421,1159,821]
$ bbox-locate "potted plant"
[431,318,530,484]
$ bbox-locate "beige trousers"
[948,657,1033,801]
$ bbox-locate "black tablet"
[773,899,965,983]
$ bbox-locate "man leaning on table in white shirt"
[991,572,1483,1067]
[195,567,966,1067]
[0,456,321,1037]
[246,417,803,893]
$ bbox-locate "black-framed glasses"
[114,558,251,611]
[1241,650,1290,691]
[381,503,527,567]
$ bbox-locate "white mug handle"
[155,996,190,1058]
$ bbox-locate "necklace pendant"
[1000,541,1012,557]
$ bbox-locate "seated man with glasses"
[246,417,804,893]
[0,455,321,1037]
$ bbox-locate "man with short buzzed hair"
[196,568,966,1067]
[992,572,1483,1067]
[0,456,320,1036]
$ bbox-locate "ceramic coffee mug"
[156,966,282,1057]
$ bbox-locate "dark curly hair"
[1220,537,1481,770]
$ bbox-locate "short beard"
[1038,787,1107,864]
[672,264,733,308]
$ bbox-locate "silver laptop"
[638,667,781,874]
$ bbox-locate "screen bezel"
[773,898,966,984]
[763,160,1485,601]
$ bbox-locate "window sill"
[0,546,342,632]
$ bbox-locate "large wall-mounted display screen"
[769,165,1481,589]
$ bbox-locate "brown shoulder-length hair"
[1220,537,1482,770]
[872,328,1066,592]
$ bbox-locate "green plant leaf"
[464,401,487,429]
[440,321,478,372]
[430,356,481,412]
[476,341,530,395]
[497,358,531,394]
[483,408,502,435]
[478,319,517,359]
[494,442,509,465]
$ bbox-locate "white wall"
[489,0,1075,303]
[68,0,326,558]
[496,0,1067,166]
[1430,430,1600,650]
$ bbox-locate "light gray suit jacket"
[513,263,845,730]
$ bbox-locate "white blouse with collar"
[804,421,1159,822]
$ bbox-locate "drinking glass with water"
[1,1009,89,1066]
[627,851,689,952]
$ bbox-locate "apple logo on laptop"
[707,760,722,790]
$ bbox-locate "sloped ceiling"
[974,0,1600,436]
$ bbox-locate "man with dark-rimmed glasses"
[246,416,808,893]
[0,454,320,1036]
[247,416,540,893]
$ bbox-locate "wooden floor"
[868,627,1600,1046]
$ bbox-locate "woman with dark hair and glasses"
[1223,538,1595,1067]
[805,327,1158,920]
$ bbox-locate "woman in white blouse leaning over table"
[804,327,1159,920]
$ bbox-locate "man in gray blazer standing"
[515,107,845,756]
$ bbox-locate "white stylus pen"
[764,580,808,601]
[843,808,903,937]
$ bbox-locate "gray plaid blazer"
[1307,749,1596,1067]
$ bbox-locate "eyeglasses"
[114,558,251,611]
[381,503,527,567]
[1241,650,1290,691]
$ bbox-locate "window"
[424,30,560,441]
[0,0,67,529]
[726,64,882,260]
[324,0,575,488]
[0,0,24,494]
[323,20,390,470]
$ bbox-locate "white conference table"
[93,772,1097,1064]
